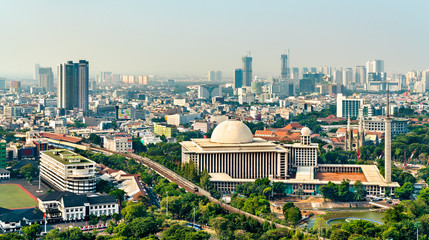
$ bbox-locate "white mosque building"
[180,120,399,195]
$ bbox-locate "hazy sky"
[1,0,428,78]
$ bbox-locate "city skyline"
[0,0,428,78]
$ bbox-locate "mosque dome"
[210,120,254,144]
[301,127,311,136]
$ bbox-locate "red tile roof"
[283,122,303,130]
[43,132,83,143]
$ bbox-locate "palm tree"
[296,187,304,199]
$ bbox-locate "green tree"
[272,182,286,196]
[285,207,302,225]
[133,137,147,153]
[20,163,37,180]
[330,229,350,240]
[112,213,121,222]
[353,180,367,201]
[88,133,102,146]
[0,232,25,240]
[121,201,147,222]
[419,214,429,237]
[100,215,108,224]
[418,187,429,204]
[394,182,414,200]
[109,189,126,201]
[319,181,338,200]
[200,168,210,190]
[88,214,99,225]
[130,217,158,238]
[210,216,231,239]
[22,223,41,240]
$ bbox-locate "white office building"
[336,93,364,118]
[40,150,96,194]
[103,134,133,153]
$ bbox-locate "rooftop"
[181,137,288,153]
[42,149,93,165]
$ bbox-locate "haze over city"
[1,1,429,240]
[1,0,428,77]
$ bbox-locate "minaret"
[385,89,392,183]
[358,117,365,149]
[345,117,353,150]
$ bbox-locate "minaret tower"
[345,117,353,151]
[357,117,365,149]
[385,89,392,183]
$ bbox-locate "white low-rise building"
[0,169,10,179]
[103,133,133,153]
[38,191,119,222]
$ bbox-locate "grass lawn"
[0,184,37,209]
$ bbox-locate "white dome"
[210,120,254,144]
[301,127,311,136]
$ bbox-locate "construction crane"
[403,148,417,169]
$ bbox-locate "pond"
[307,210,385,229]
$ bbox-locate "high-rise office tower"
[355,66,366,86]
[234,69,243,89]
[366,59,384,73]
[0,78,5,90]
[39,67,54,92]
[322,66,332,76]
[343,68,353,89]
[281,54,288,79]
[208,71,216,82]
[302,67,309,74]
[34,64,40,81]
[242,55,252,86]
[291,68,299,81]
[422,69,429,90]
[333,69,343,84]
[78,60,89,111]
[58,61,74,110]
[57,60,89,110]
[216,71,222,82]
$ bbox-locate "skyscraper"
[208,71,216,82]
[291,68,299,82]
[281,54,288,79]
[216,71,222,81]
[78,60,89,111]
[39,67,54,92]
[34,64,40,81]
[242,55,252,86]
[234,69,243,89]
[57,60,89,110]
[342,68,353,89]
[333,69,343,84]
[302,67,309,74]
[422,69,429,90]
[355,66,366,86]
[366,59,384,73]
